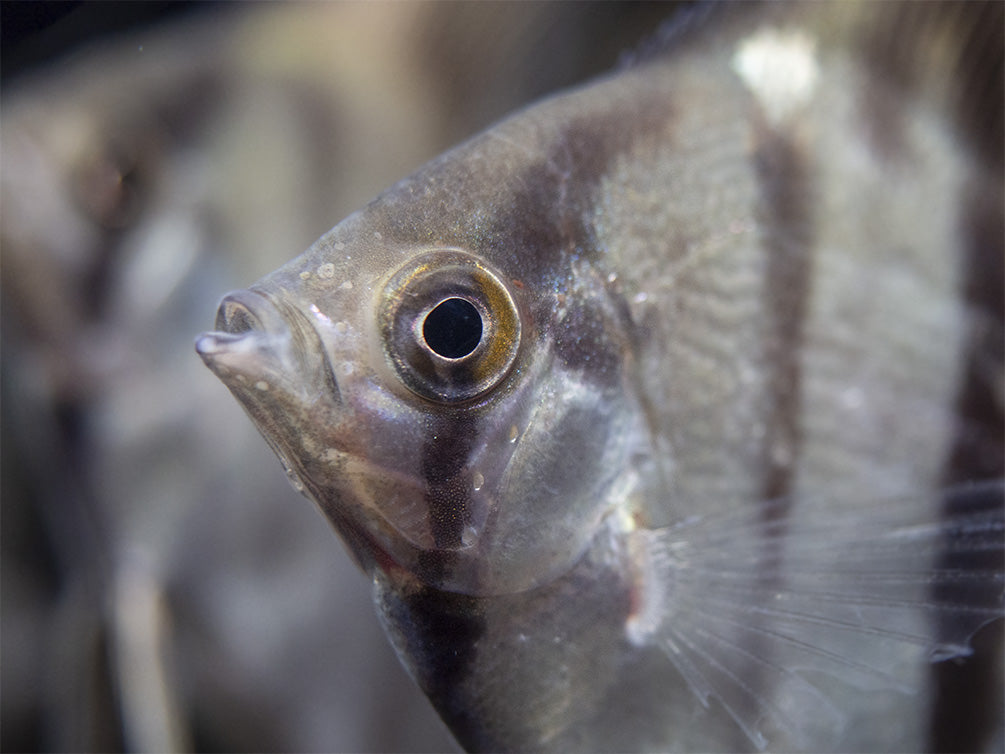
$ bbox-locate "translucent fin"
[627,480,1004,750]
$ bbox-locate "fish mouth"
[196,288,293,369]
[196,287,340,404]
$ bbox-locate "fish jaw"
[195,286,390,573]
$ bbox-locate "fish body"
[198,2,1004,751]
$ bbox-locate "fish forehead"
[266,69,680,296]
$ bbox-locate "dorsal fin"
[625,1,1003,170]
[851,1,1003,170]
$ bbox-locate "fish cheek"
[487,374,628,588]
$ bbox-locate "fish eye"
[379,250,521,403]
[422,297,483,359]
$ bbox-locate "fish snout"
[197,287,341,408]
[195,288,296,382]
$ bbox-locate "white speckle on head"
[633,291,649,304]
[339,280,353,291]
[472,471,484,492]
[333,320,349,336]
[299,270,311,280]
[333,241,346,251]
[254,380,270,391]
[317,263,336,279]
[732,27,819,125]
[373,231,383,241]
[236,374,248,384]
[338,361,355,377]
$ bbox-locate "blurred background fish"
[1,3,671,751]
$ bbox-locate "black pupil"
[423,298,483,358]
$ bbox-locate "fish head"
[196,123,642,596]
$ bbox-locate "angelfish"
[197,2,1004,751]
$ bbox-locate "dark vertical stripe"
[742,122,816,750]
[484,100,674,285]
[421,414,477,550]
[409,99,674,547]
[377,581,487,750]
[753,127,815,513]
[929,179,1005,753]
[953,1,1004,172]
[851,2,1004,748]
[856,1,1004,175]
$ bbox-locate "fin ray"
[629,480,1004,749]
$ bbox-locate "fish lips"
[195,287,343,466]
[197,288,335,397]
